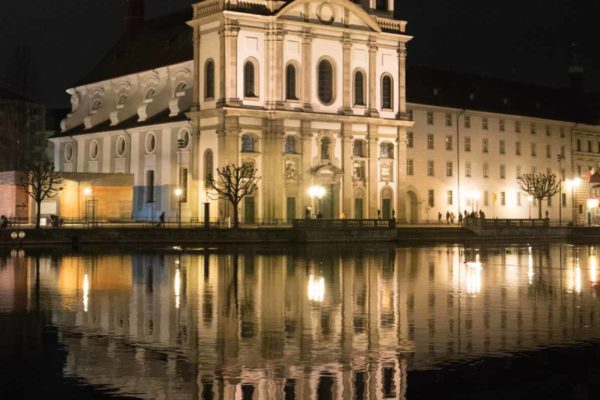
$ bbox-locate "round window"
[146,133,156,153]
[90,140,99,160]
[116,136,126,157]
[64,143,73,162]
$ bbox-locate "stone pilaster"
[192,27,201,111]
[342,122,353,217]
[396,42,407,119]
[274,24,285,108]
[217,116,240,221]
[340,34,353,115]
[261,118,285,222]
[301,29,313,111]
[300,120,313,214]
[366,38,379,117]
[222,20,241,107]
[368,124,379,217]
[396,127,407,223]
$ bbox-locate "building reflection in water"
[3,244,600,398]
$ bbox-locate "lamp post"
[528,195,533,219]
[307,185,326,218]
[83,187,93,226]
[557,154,564,226]
[174,188,183,228]
[469,190,480,213]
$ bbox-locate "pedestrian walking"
[450,212,456,224]
[458,212,463,225]
[157,212,165,228]
[438,212,442,224]
[446,211,450,224]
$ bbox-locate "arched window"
[244,61,257,97]
[205,59,215,99]
[353,139,366,157]
[284,136,297,154]
[381,75,393,109]
[318,59,334,104]
[286,64,298,100]
[321,137,331,160]
[204,149,214,186]
[354,70,365,106]
[380,142,394,159]
[145,88,157,100]
[241,135,256,153]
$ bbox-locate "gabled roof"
[407,65,600,125]
[77,8,193,86]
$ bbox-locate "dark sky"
[1,0,598,108]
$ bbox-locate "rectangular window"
[465,161,472,177]
[515,121,521,133]
[530,123,536,134]
[445,135,453,150]
[589,140,593,152]
[465,137,471,152]
[501,192,506,206]
[482,118,488,130]
[407,132,414,148]
[577,139,581,151]
[577,165,582,176]
[562,193,567,207]
[146,170,155,203]
[546,125,551,136]
[547,195,552,207]
[427,111,434,125]
[561,168,565,180]
[560,127,565,138]
[445,113,452,127]
[546,144,551,158]
[447,190,453,206]
[483,163,489,178]
[427,160,434,176]
[482,138,488,153]
[515,141,521,155]
[407,159,414,175]
[499,119,505,131]
[561,145,565,157]
[446,161,453,177]
[428,190,435,207]
[516,165,521,178]
[517,192,522,206]
[464,115,471,128]
[180,168,188,203]
[500,164,506,179]
[531,143,536,157]
[597,142,600,153]
[499,140,505,154]
[427,134,434,149]
[484,191,489,206]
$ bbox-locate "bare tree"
[20,160,63,228]
[209,164,260,228]
[517,172,560,219]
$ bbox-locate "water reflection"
[2,244,600,398]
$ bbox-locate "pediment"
[277,0,381,33]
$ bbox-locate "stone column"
[340,33,353,115]
[342,122,353,217]
[396,42,407,119]
[261,118,285,222]
[217,116,240,221]
[368,124,379,218]
[301,29,313,111]
[274,24,285,109]
[222,20,241,107]
[367,38,379,117]
[396,127,407,223]
[192,27,201,111]
[300,120,313,214]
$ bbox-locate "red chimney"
[125,0,144,36]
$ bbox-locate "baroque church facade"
[50,0,600,224]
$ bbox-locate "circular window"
[146,133,156,153]
[64,143,73,162]
[116,136,126,157]
[90,140,99,160]
[179,130,190,149]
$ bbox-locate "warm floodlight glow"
[307,275,325,302]
[175,188,183,197]
[587,198,599,209]
[590,253,598,285]
[307,185,326,199]
[528,195,534,203]
[469,190,481,200]
[465,255,482,295]
[174,268,181,309]
[83,187,92,196]
[83,273,90,313]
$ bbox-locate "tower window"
[354,70,365,106]
[285,64,298,100]
[244,60,257,98]
[318,59,334,104]
[205,59,215,99]
[381,75,393,109]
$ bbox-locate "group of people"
[438,209,486,226]
[0,215,10,229]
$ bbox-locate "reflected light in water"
[466,255,482,295]
[528,249,534,286]
[307,275,325,302]
[83,273,90,313]
[174,268,181,309]
[568,257,582,294]
[590,252,598,285]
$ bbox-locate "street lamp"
[83,187,93,226]
[527,195,533,219]
[307,185,326,218]
[174,187,183,228]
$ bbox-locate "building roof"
[407,65,600,125]
[77,8,193,86]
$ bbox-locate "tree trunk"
[537,198,543,219]
[35,199,41,229]
[232,202,239,228]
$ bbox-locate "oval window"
[65,143,73,162]
[90,140,99,160]
[146,133,156,153]
[116,136,126,157]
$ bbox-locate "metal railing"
[292,219,396,229]
[464,218,550,229]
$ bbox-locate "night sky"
[1,0,598,108]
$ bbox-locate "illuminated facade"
[49,0,600,224]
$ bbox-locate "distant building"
[50,0,600,224]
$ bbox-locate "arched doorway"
[381,187,393,219]
[311,164,342,219]
[354,186,365,219]
[406,190,419,224]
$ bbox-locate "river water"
[2,243,600,399]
